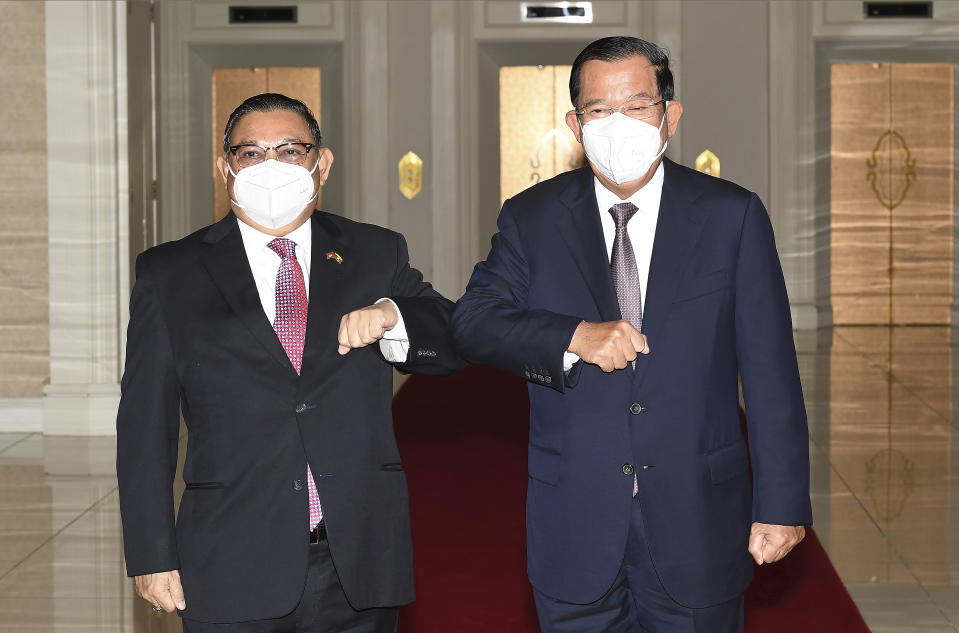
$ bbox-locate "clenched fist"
[568,320,650,372]
[748,522,805,565]
[337,302,399,355]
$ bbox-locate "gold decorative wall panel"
[499,65,585,205]
[828,326,950,584]
[830,63,953,325]
[695,149,720,177]
[211,67,322,221]
[0,1,49,396]
[398,151,423,200]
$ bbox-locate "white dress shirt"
[564,162,665,371]
[236,217,410,362]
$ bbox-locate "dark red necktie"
[268,238,323,529]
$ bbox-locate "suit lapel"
[300,211,351,382]
[557,168,621,322]
[634,159,709,386]
[199,212,297,376]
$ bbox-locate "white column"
[643,1,683,166]
[345,1,389,227]
[429,1,465,298]
[43,0,129,435]
[768,1,829,330]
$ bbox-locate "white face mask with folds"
[229,158,319,229]
[580,102,669,185]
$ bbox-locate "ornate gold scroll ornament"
[864,447,915,522]
[399,151,423,200]
[865,129,916,211]
[530,129,580,184]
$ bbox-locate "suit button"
[622,464,634,476]
[629,403,645,415]
[295,403,307,414]
[292,479,303,491]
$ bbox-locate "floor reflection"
[800,326,959,631]
[828,327,951,586]
[1,327,958,631]
[0,434,184,632]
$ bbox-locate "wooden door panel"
[211,68,322,222]
[830,63,953,325]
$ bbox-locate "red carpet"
[393,364,870,633]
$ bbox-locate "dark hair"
[222,93,321,152]
[569,36,674,109]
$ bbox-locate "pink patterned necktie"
[268,238,323,530]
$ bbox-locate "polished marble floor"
[0,326,957,631]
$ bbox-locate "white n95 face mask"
[229,158,319,229]
[581,103,669,185]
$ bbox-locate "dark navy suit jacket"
[452,160,812,609]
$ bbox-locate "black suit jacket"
[117,211,463,623]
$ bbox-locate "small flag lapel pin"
[325,251,344,264]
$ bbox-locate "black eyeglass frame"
[227,142,317,167]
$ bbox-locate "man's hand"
[567,320,649,372]
[337,302,399,355]
[134,570,185,613]
[748,522,805,565]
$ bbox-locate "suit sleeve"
[452,200,582,393]
[735,194,813,527]
[384,232,466,376]
[116,254,182,576]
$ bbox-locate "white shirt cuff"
[375,298,410,363]
[563,351,580,373]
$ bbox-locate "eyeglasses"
[228,142,315,168]
[575,99,666,123]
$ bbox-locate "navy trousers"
[533,498,744,633]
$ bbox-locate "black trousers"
[181,540,398,633]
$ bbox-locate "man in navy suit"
[452,37,811,633]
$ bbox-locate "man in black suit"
[117,93,462,632]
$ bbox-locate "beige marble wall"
[0,2,48,397]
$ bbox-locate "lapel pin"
[325,251,344,264]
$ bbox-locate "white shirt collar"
[236,215,313,253]
[592,160,665,217]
